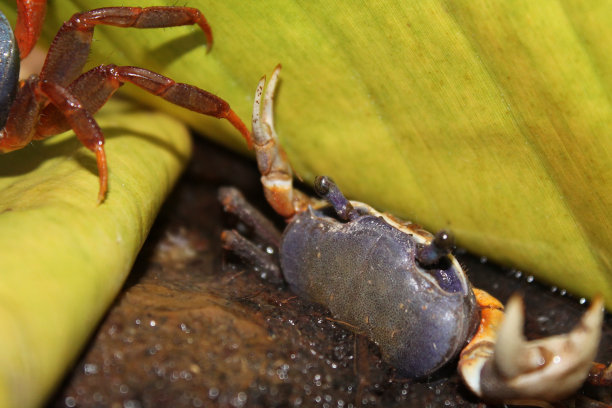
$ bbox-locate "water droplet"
[236,392,247,404]
[83,363,98,375]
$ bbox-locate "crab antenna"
[416,230,455,266]
[314,176,359,221]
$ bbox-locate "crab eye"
[415,231,466,293]
[314,176,359,221]
[313,175,332,196]
[416,230,454,266]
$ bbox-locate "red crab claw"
[460,293,605,404]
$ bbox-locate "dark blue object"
[0,11,19,128]
[280,207,480,378]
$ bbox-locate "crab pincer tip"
[196,13,214,53]
[94,145,108,205]
[97,190,106,205]
[96,179,107,205]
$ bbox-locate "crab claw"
[461,293,605,403]
[489,295,604,401]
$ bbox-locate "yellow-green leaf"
[13,0,609,305]
[48,1,611,305]
[0,99,191,407]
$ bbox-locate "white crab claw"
[251,64,281,150]
[493,295,604,401]
[252,75,267,146]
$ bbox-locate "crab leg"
[40,7,213,87]
[458,290,606,403]
[29,64,249,203]
[218,187,284,283]
[35,65,249,141]
[15,0,47,58]
[218,186,282,249]
[251,65,321,219]
[1,5,249,203]
[38,80,108,202]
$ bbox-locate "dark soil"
[49,136,611,408]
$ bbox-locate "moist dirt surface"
[50,137,611,408]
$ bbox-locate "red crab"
[0,0,249,202]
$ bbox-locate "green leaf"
[0,99,191,407]
[29,1,612,304]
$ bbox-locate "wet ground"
[50,136,611,408]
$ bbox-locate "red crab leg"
[0,80,39,152]
[12,5,248,202]
[37,80,108,202]
[458,289,605,403]
[40,7,213,88]
[15,0,47,58]
[251,65,322,219]
[33,64,250,202]
[35,65,249,140]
